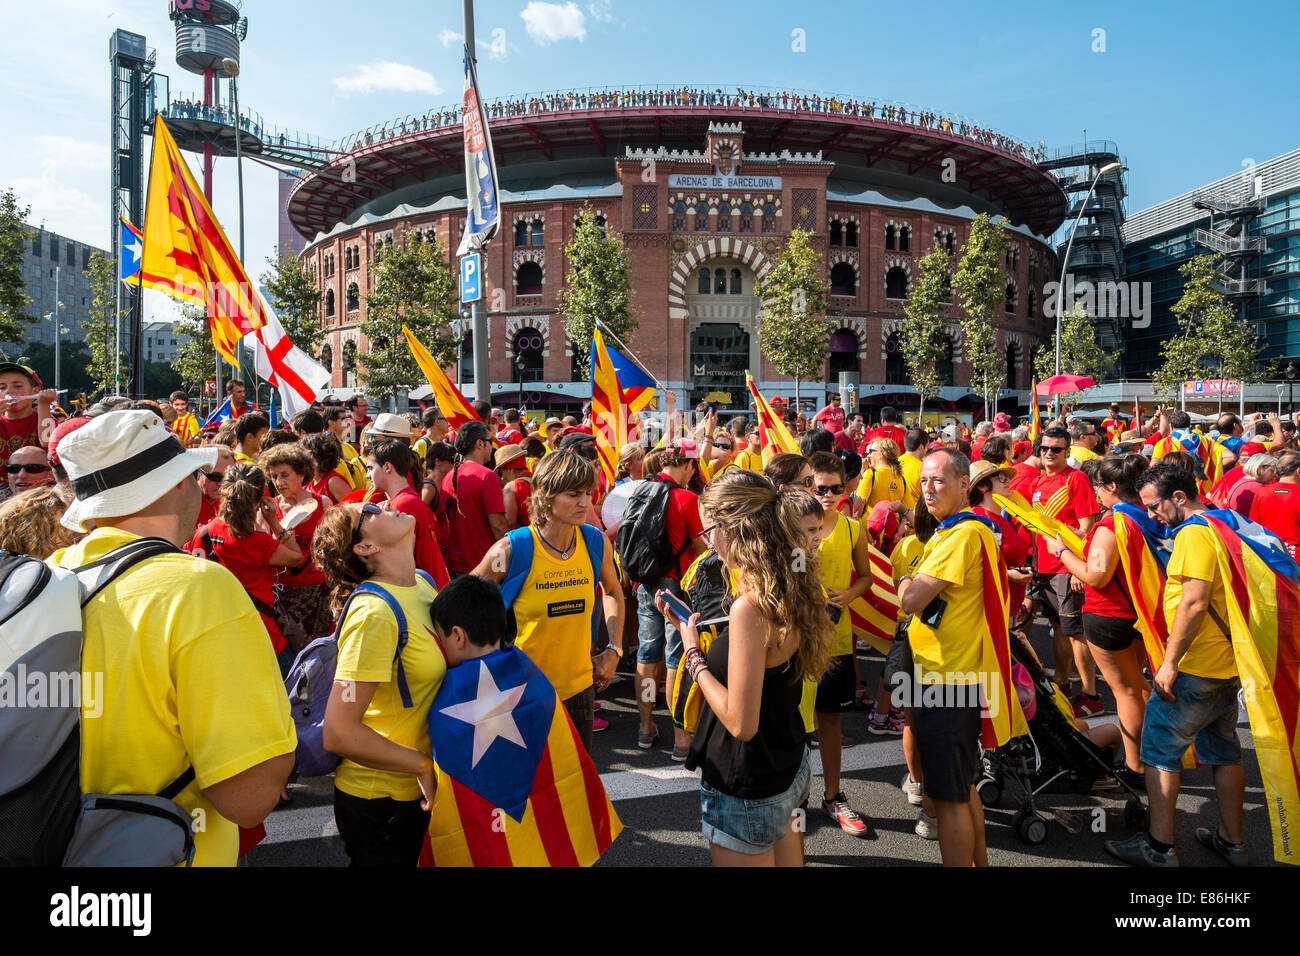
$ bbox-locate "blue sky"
[4,0,1298,278]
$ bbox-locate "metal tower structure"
[1193,182,1268,322]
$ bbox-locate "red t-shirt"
[0,412,41,470]
[1226,478,1264,518]
[1250,483,1300,560]
[276,493,327,588]
[1031,467,1098,574]
[390,486,451,588]
[347,415,373,443]
[1080,514,1135,619]
[813,405,845,433]
[1009,461,1039,500]
[441,459,505,573]
[862,424,907,456]
[497,428,524,446]
[187,517,285,652]
[196,497,219,530]
[511,477,532,527]
[658,473,704,580]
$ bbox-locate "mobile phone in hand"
[659,590,694,623]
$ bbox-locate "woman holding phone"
[659,468,834,866]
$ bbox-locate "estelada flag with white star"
[422,644,621,866]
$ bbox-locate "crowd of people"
[341,85,1047,163]
[1,353,1290,867]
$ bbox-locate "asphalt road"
[248,621,1279,868]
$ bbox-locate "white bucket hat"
[59,410,220,532]
[370,412,414,440]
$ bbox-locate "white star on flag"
[439,664,528,768]
[124,238,142,265]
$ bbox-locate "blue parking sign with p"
[461,254,482,304]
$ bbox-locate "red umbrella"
[1036,374,1097,396]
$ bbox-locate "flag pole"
[594,318,667,392]
[114,232,122,397]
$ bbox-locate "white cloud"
[587,0,614,23]
[332,62,442,96]
[439,28,462,48]
[520,2,587,44]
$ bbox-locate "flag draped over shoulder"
[590,329,627,486]
[403,325,482,434]
[1182,510,1300,865]
[423,646,622,867]
[937,513,1028,748]
[847,542,902,655]
[745,373,800,461]
[140,116,267,367]
[1153,430,1224,489]
[1109,503,1172,669]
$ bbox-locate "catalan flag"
[140,116,267,367]
[847,541,903,655]
[993,492,1085,558]
[1182,510,1300,865]
[745,373,800,462]
[1028,377,1041,443]
[403,324,483,434]
[1152,429,1225,491]
[422,645,622,867]
[118,216,142,284]
[590,328,627,486]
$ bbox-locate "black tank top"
[685,632,806,799]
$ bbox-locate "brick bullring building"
[286,88,1067,420]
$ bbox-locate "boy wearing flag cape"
[422,575,622,866]
[898,448,1026,867]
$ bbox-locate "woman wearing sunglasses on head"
[312,501,444,867]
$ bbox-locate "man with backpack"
[46,411,296,866]
[620,444,708,760]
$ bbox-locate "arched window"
[1005,282,1017,314]
[885,224,896,250]
[830,262,856,296]
[899,226,910,253]
[516,261,543,296]
[717,202,731,232]
[530,219,544,247]
[343,247,351,270]
[324,288,335,317]
[1005,342,1019,390]
[672,202,687,231]
[829,329,859,378]
[830,219,843,246]
[515,221,528,247]
[346,282,360,312]
[698,268,710,294]
[885,331,908,385]
[886,267,909,299]
[1027,290,1037,319]
[512,327,545,383]
[342,340,358,387]
[945,233,955,255]
[761,204,776,233]
[730,269,742,294]
[739,203,754,232]
[319,344,333,374]
[937,337,955,386]
[714,268,726,293]
[845,222,858,248]
[594,215,607,231]
[695,204,709,231]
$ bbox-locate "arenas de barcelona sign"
[668,174,782,190]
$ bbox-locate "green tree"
[559,205,636,377]
[902,241,954,419]
[953,213,1009,418]
[1153,254,1264,405]
[261,252,325,360]
[16,341,94,400]
[174,304,218,402]
[0,189,35,346]
[756,228,831,408]
[81,252,126,398]
[141,359,184,398]
[1033,305,1117,406]
[361,236,458,407]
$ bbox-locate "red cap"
[1013,440,1032,460]
[47,416,92,468]
[1239,441,1267,458]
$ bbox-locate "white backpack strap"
[74,538,182,606]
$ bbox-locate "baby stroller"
[975,631,1147,844]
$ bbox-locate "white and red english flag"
[242,298,331,420]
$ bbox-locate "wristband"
[605,644,623,658]
[1052,547,1066,559]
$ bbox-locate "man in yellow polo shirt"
[1107,462,1247,868]
[50,411,296,866]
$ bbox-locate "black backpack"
[615,475,692,585]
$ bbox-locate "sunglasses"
[7,463,50,474]
[815,483,846,496]
[351,501,382,546]
[1040,446,1066,454]
[697,524,715,543]
[713,442,732,451]
[202,470,224,482]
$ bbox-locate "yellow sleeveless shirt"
[511,526,597,700]
[818,512,857,656]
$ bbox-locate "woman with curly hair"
[260,442,332,650]
[313,501,443,867]
[660,468,834,866]
[302,432,355,505]
[0,485,77,558]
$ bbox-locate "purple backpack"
[284,572,434,777]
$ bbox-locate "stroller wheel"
[975,776,1002,808]
[1015,809,1049,845]
[1124,798,1148,829]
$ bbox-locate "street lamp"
[222,57,247,385]
[1054,160,1124,376]
[1275,383,1285,418]
[1285,361,1296,421]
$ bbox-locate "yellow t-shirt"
[1069,445,1100,466]
[50,528,296,867]
[863,465,909,509]
[511,526,597,700]
[172,412,201,446]
[891,534,926,622]
[818,512,856,656]
[899,454,922,509]
[333,577,445,801]
[234,451,255,466]
[1164,523,1236,680]
[732,448,764,473]
[906,518,989,682]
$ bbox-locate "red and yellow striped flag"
[403,325,483,434]
[745,373,800,462]
[1028,377,1042,443]
[590,328,627,487]
[848,542,902,655]
[140,115,266,367]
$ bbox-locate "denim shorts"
[635,578,684,669]
[699,748,811,855]
[1140,672,1242,772]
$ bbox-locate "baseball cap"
[0,363,42,389]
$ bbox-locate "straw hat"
[59,410,219,532]
[370,412,415,440]
[493,444,528,471]
[968,459,1015,487]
